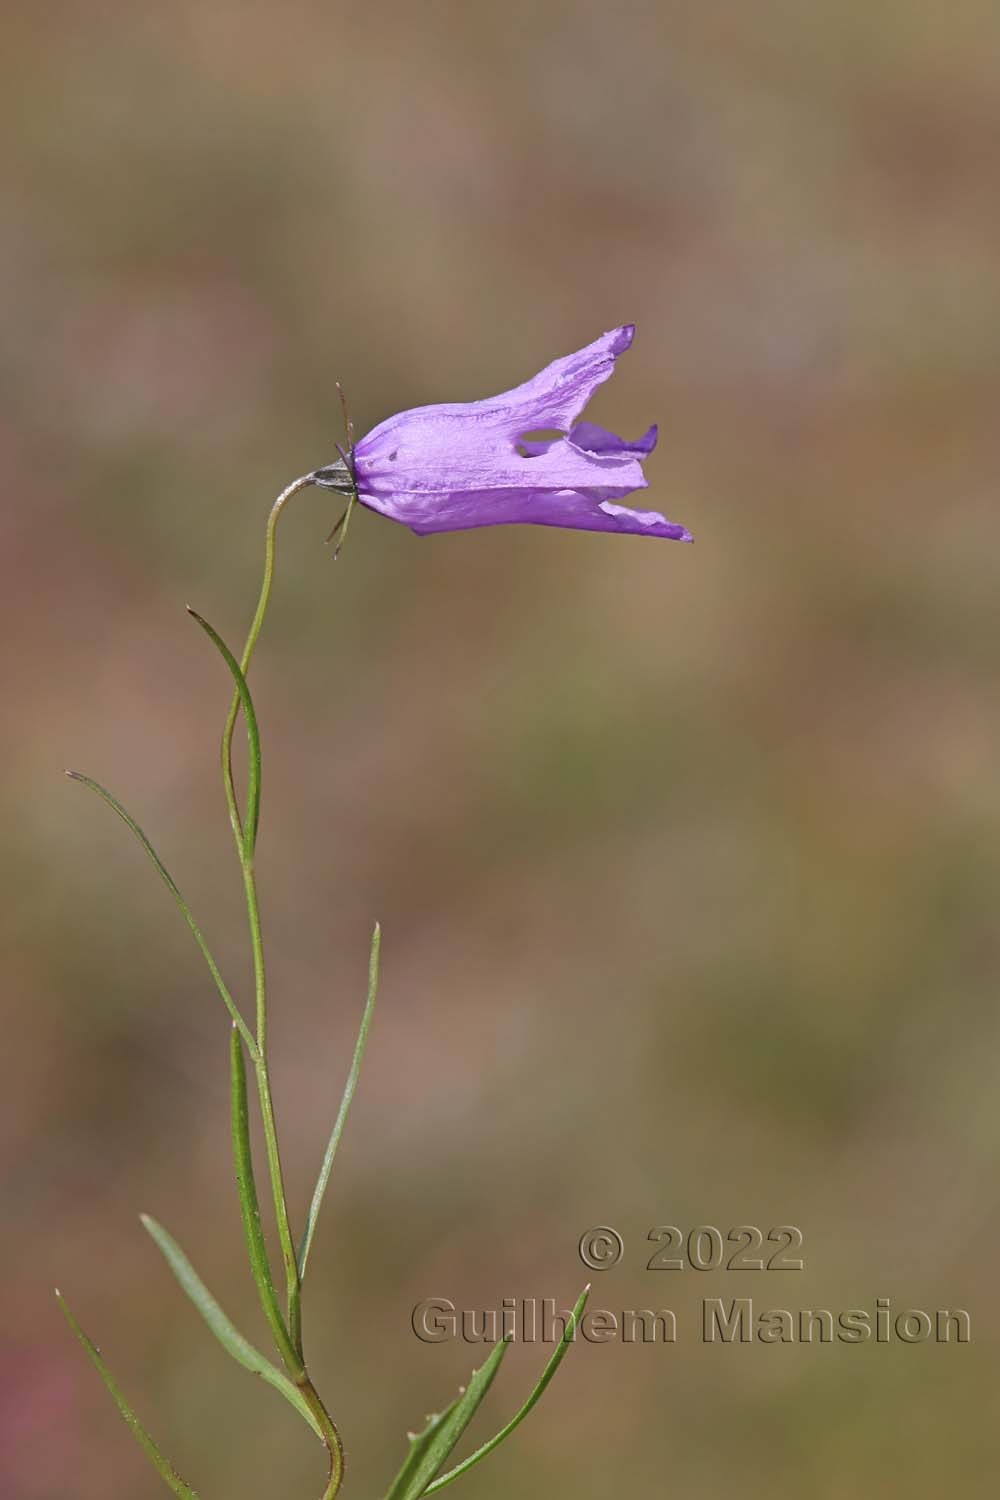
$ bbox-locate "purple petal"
[355,326,638,497]
[594,500,692,540]
[350,324,691,542]
[568,421,658,460]
[517,434,563,458]
[518,422,657,462]
[362,486,691,541]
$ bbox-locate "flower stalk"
[59,327,664,1498]
[214,473,344,1485]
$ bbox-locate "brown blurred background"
[4,1,1000,1495]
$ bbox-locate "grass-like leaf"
[298,922,381,1280]
[382,1399,460,1500]
[56,1290,200,1499]
[230,1026,303,1376]
[383,1340,509,1500]
[186,607,261,859]
[65,772,256,1056]
[140,1214,322,1441]
[423,1286,590,1493]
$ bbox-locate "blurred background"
[4,1,1000,1494]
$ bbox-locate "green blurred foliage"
[4,1,1000,1496]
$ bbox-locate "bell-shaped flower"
[313,326,691,542]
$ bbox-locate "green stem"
[220,475,315,1352]
[220,472,350,1494]
[223,472,316,839]
[231,1026,345,1494]
[298,1382,345,1500]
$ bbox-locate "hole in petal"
[516,428,566,458]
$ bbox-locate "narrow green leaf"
[140,1214,322,1442]
[423,1286,590,1493]
[230,1027,302,1375]
[56,1290,200,1499]
[65,771,256,1056]
[298,922,381,1280]
[186,608,261,858]
[384,1339,509,1500]
[382,1399,460,1500]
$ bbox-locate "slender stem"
[219,471,349,1494]
[228,481,318,1306]
[223,472,316,830]
[298,1381,345,1499]
[232,1029,345,1493]
[220,476,315,1351]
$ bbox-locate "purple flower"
[314,326,691,542]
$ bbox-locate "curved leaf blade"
[298,922,381,1279]
[423,1286,590,1493]
[65,772,255,1055]
[140,1214,322,1441]
[186,608,261,858]
[384,1339,509,1500]
[56,1290,200,1499]
[230,1027,302,1375]
[382,1399,460,1500]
